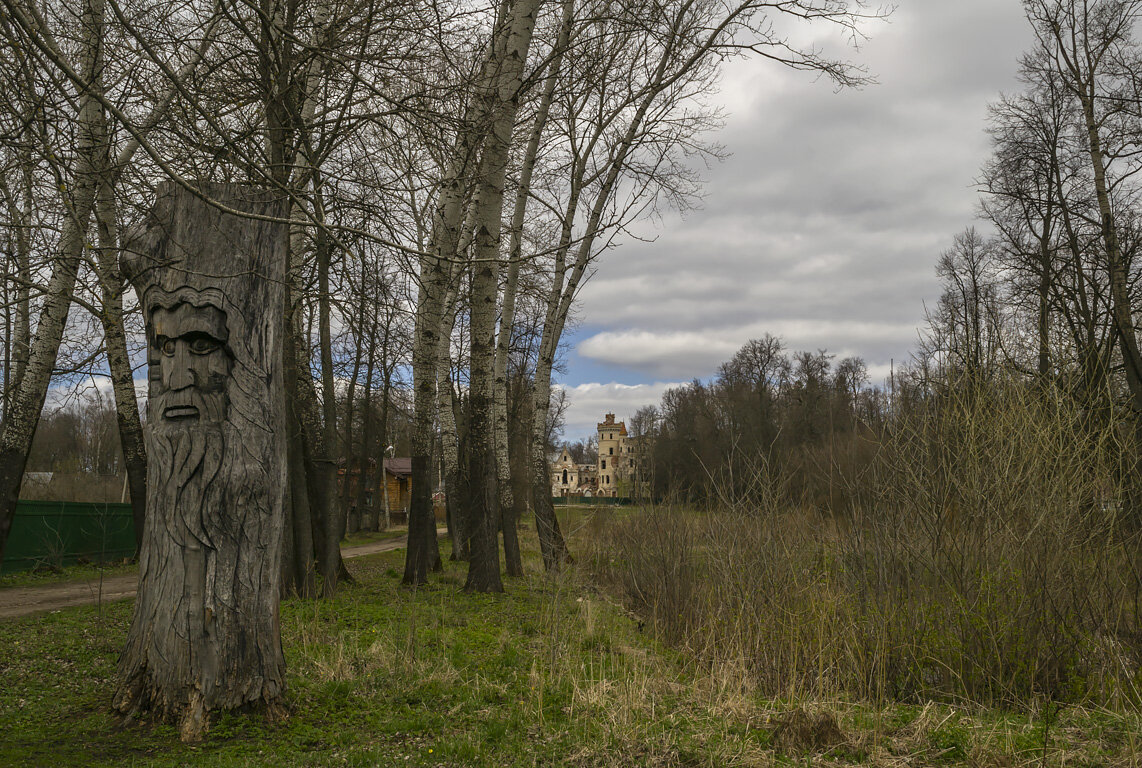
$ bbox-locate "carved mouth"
[163,405,200,420]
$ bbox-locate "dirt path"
[0,534,430,619]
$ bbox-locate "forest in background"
[638,1,1142,514]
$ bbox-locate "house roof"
[383,457,413,477]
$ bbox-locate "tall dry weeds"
[586,377,1142,710]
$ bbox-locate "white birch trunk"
[493,0,574,576]
[0,0,105,565]
[93,181,149,550]
[464,0,544,592]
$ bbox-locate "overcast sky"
[556,0,1036,440]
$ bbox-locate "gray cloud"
[566,0,1034,401]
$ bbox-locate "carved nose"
[169,343,195,390]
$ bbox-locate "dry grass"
[582,377,1142,722]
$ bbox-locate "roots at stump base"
[113,676,284,743]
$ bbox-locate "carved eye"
[160,338,176,356]
[188,335,221,356]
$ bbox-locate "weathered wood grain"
[113,182,288,740]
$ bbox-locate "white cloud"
[557,381,686,441]
[578,318,922,380]
[578,331,741,377]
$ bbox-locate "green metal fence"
[2,500,136,574]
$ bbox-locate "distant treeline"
[636,335,886,509]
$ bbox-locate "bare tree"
[1024,0,1142,438]
[0,0,221,567]
[924,228,1006,379]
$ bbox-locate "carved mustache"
[154,388,227,424]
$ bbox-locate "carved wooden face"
[150,302,231,424]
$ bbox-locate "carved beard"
[150,419,226,547]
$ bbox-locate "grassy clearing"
[1,519,1141,766]
[574,503,1142,767]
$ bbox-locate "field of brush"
[1,508,1141,767]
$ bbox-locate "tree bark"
[438,337,466,560]
[315,231,344,571]
[1079,93,1142,420]
[493,0,572,577]
[113,182,289,740]
[0,161,33,399]
[403,157,478,583]
[353,317,377,534]
[339,307,365,526]
[285,386,318,598]
[464,0,543,592]
[404,1,517,585]
[290,317,346,594]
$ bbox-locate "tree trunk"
[463,0,543,593]
[0,160,34,398]
[340,309,365,527]
[280,487,295,597]
[286,398,318,598]
[285,171,344,590]
[354,323,377,534]
[315,230,344,574]
[378,365,392,531]
[404,1,518,585]
[405,249,446,585]
[530,369,571,570]
[93,182,148,552]
[1079,92,1142,419]
[527,40,669,568]
[113,182,288,740]
[440,366,466,560]
[13,168,30,393]
[493,0,572,577]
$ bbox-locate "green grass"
[0,557,138,588]
[1,520,1141,767]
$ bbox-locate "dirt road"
[0,535,424,620]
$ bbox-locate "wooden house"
[382,457,412,524]
[337,456,414,527]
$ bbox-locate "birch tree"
[0,0,221,566]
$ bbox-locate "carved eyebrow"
[150,305,229,343]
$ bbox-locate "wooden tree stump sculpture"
[113,182,288,740]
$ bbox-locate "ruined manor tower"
[596,413,628,498]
